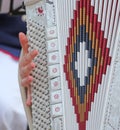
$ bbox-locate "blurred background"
[0,0,28,130]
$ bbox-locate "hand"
[19,32,38,106]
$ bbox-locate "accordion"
[19,0,120,130]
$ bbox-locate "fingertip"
[28,76,33,82]
[19,32,25,39]
[32,50,39,56]
[26,99,32,106]
[18,32,22,36]
[21,76,33,87]
[31,62,35,68]
[35,50,39,54]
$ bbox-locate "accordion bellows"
[19,0,120,130]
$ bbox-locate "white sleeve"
[0,51,27,130]
[0,0,24,14]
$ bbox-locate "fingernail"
[31,62,35,68]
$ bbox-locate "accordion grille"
[27,20,51,129]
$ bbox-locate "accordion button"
[48,52,59,65]
[48,64,60,78]
[46,26,57,39]
[51,90,62,104]
[47,39,58,52]
[51,103,63,117]
[50,77,61,90]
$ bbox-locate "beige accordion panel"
[19,0,120,130]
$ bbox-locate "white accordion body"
[20,0,120,130]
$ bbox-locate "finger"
[19,32,29,54]
[26,86,32,106]
[20,62,35,78]
[22,50,38,66]
[21,76,33,87]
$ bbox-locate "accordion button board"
[22,0,120,130]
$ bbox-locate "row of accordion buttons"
[46,26,63,118]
